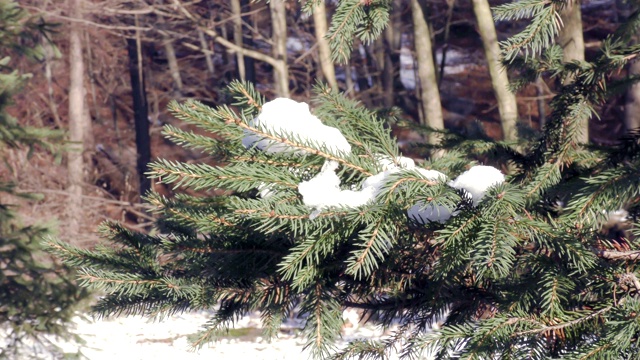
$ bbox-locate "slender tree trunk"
[411,0,444,145]
[472,0,519,141]
[241,0,256,84]
[270,0,289,97]
[163,37,183,94]
[344,63,355,97]
[558,2,588,143]
[198,29,215,75]
[67,0,90,236]
[382,0,402,107]
[231,0,246,81]
[313,0,337,90]
[536,77,547,129]
[44,39,62,129]
[438,0,455,88]
[625,58,640,131]
[127,28,151,198]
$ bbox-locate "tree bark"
[198,29,215,76]
[231,0,246,81]
[558,2,588,143]
[163,37,183,94]
[127,33,151,198]
[411,0,444,145]
[625,58,640,132]
[312,0,338,90]
[67,0,89,236]
[382,0,402,107]
[44,39,63,129]
[344,62,355,98]
[241,0,256,84]
[269,0,289,97]
[472,0,519,141]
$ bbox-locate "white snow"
[298,161,375,219]
[399,46,416,90]
[408,202,453,224]
[244,98,505,222]
[449,165,505,207]
[258,182,276,198]
[603,209,629,223]
[407,169,452,224]
[286,37,306,53]
[298,155,452,222]
[31,309,411,360]
[409,165,505,223]
[242,98,351,156]
[375,154,416,171]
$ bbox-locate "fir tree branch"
[231,115,372,176]
[384,176,439,204]
[234,208,351,220]
[512,306,612,337]
[175,245,285,257]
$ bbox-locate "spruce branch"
[512,306,612,337]
[232,116,373,176]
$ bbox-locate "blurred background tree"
[0,1,86,357]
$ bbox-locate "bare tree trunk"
[558,2,588,143]
[270,0,289,97]
[411,0,444,145]
[312,0,337,90]
[536,77,547,129]
[472,0,519,141]
[67,0,89,236]
[163,37,183,94]
[231,0,246,81]
[344,63,355,97]
[127,22,151,198]
[198,29,215,75]
[241,0,256,84]
[625,58,640,131]
[382,0,402,107]
[44,39,63,129]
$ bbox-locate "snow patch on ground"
[31,310,413,360]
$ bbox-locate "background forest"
[3,0,640,358]
[5,0,636,240]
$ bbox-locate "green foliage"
[323,0,390,64]
[0,1,85,357]
[49,5,640,360]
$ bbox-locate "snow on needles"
[408,166,505,223]
[298,160,375,219]
[449,165,505,207]
[298,155,449,220]
[242,98,351,156]
[245,98,505,222]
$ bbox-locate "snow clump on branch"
[242,98,351,156]
[408,165,506,223]
[298,160,376,219]
[246,98,505,222]
[299,155,448,220]
[449,165,505,206]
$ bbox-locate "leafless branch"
[594,249,640,261]
[171,0,281,68]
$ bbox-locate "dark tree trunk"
[242,0,256,84]
[126,38,151,198]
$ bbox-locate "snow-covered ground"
[26,310,406,360]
